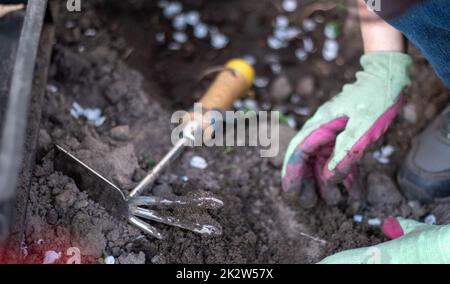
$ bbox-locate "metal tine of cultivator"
[128,195,224,210]
[128,216,164,240]
[131,207,222,236]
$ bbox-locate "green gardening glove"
[318,217,450,264]
[282,52,412,206]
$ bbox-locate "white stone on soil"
[163,2,182,19]
[282,0,298,12]
[84,28,97,37]
[274,15,289,29]
[190,156,208,169]
[324,22,339,39]
[353,214,364,223]
[43,250,61,264]
[373,145,395,164]
[193,23,208,39]
[295,48,308,61]
[185,11,200,26]
[173,31,188,43]
[267,36,285,50]
[424,214,437,225]
[70,102,106,127]
[104,256,115,264]
[243,54,256,65]
[368,218,381,226]
[302,19,316,32]
[322,39,339,61]
[173,14,187,30]
[210,32,229,49]
[303,37,314,53]
[254,77,269,88]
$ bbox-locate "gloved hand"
[318,217,450,264]
[282,52,412,206]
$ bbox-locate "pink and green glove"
[282,52,412,205]
[318,217,450,264]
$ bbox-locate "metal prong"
[131,207,222,236]
[129,195,224,210]
[128,216,164,240]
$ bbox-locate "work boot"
[398,105,450,202]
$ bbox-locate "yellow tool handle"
[185,59,255,130]
[199,58,255,110]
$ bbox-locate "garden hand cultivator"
[54,59,255,239]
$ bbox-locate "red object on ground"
[382,217,404,240]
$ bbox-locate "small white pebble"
[290,95,301,104]
[270,63,282,74]
[324,22,339,39]
[287,117,297,128]
[65,21,76,29]
[173,31,188,43]
[381,145,395,157]
[155,32,166,44]
[274,15,289,29]
[267,36,284,50]
[168,42,182,50]
[210,32,229,49]
[282,0,298,12]
[243,54,256,65]
[173,14,187,30]
[376,156,390,164]
[254,77,269,88]
[77,45,85,53]
[353,214,363,223]
[244,99,259,111]
[94,116,106,127]
[424,214,437,225]
[181,176,189,182]
[43,251,61,264]
[163,2,182,19]
[104,256,115,264]
[158,0,169,8]
[302,19,316,32]
[286,26,301,39]
[233,99,243,109]
[84,28,97,37]
[294,107,310,116]
[83,108,102,121]
[314,14,325,24]
[295,48,308,61]
[303,37,314,53]
[46,84,58,94]
[190,156,208,169]
[185,11,200,26]
[70,103,105,127]
[322,39,339,61]
[193,23,208,39]
[368,218,381,226]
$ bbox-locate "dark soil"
[7,0,450,263]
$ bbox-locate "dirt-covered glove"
[318,217,450,264]
[282,52,412,206]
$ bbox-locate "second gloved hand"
[318,217,450,264]
[282,52,412,206]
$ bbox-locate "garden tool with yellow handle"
[54,59,255,239]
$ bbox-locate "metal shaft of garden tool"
[129,136,189,198]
